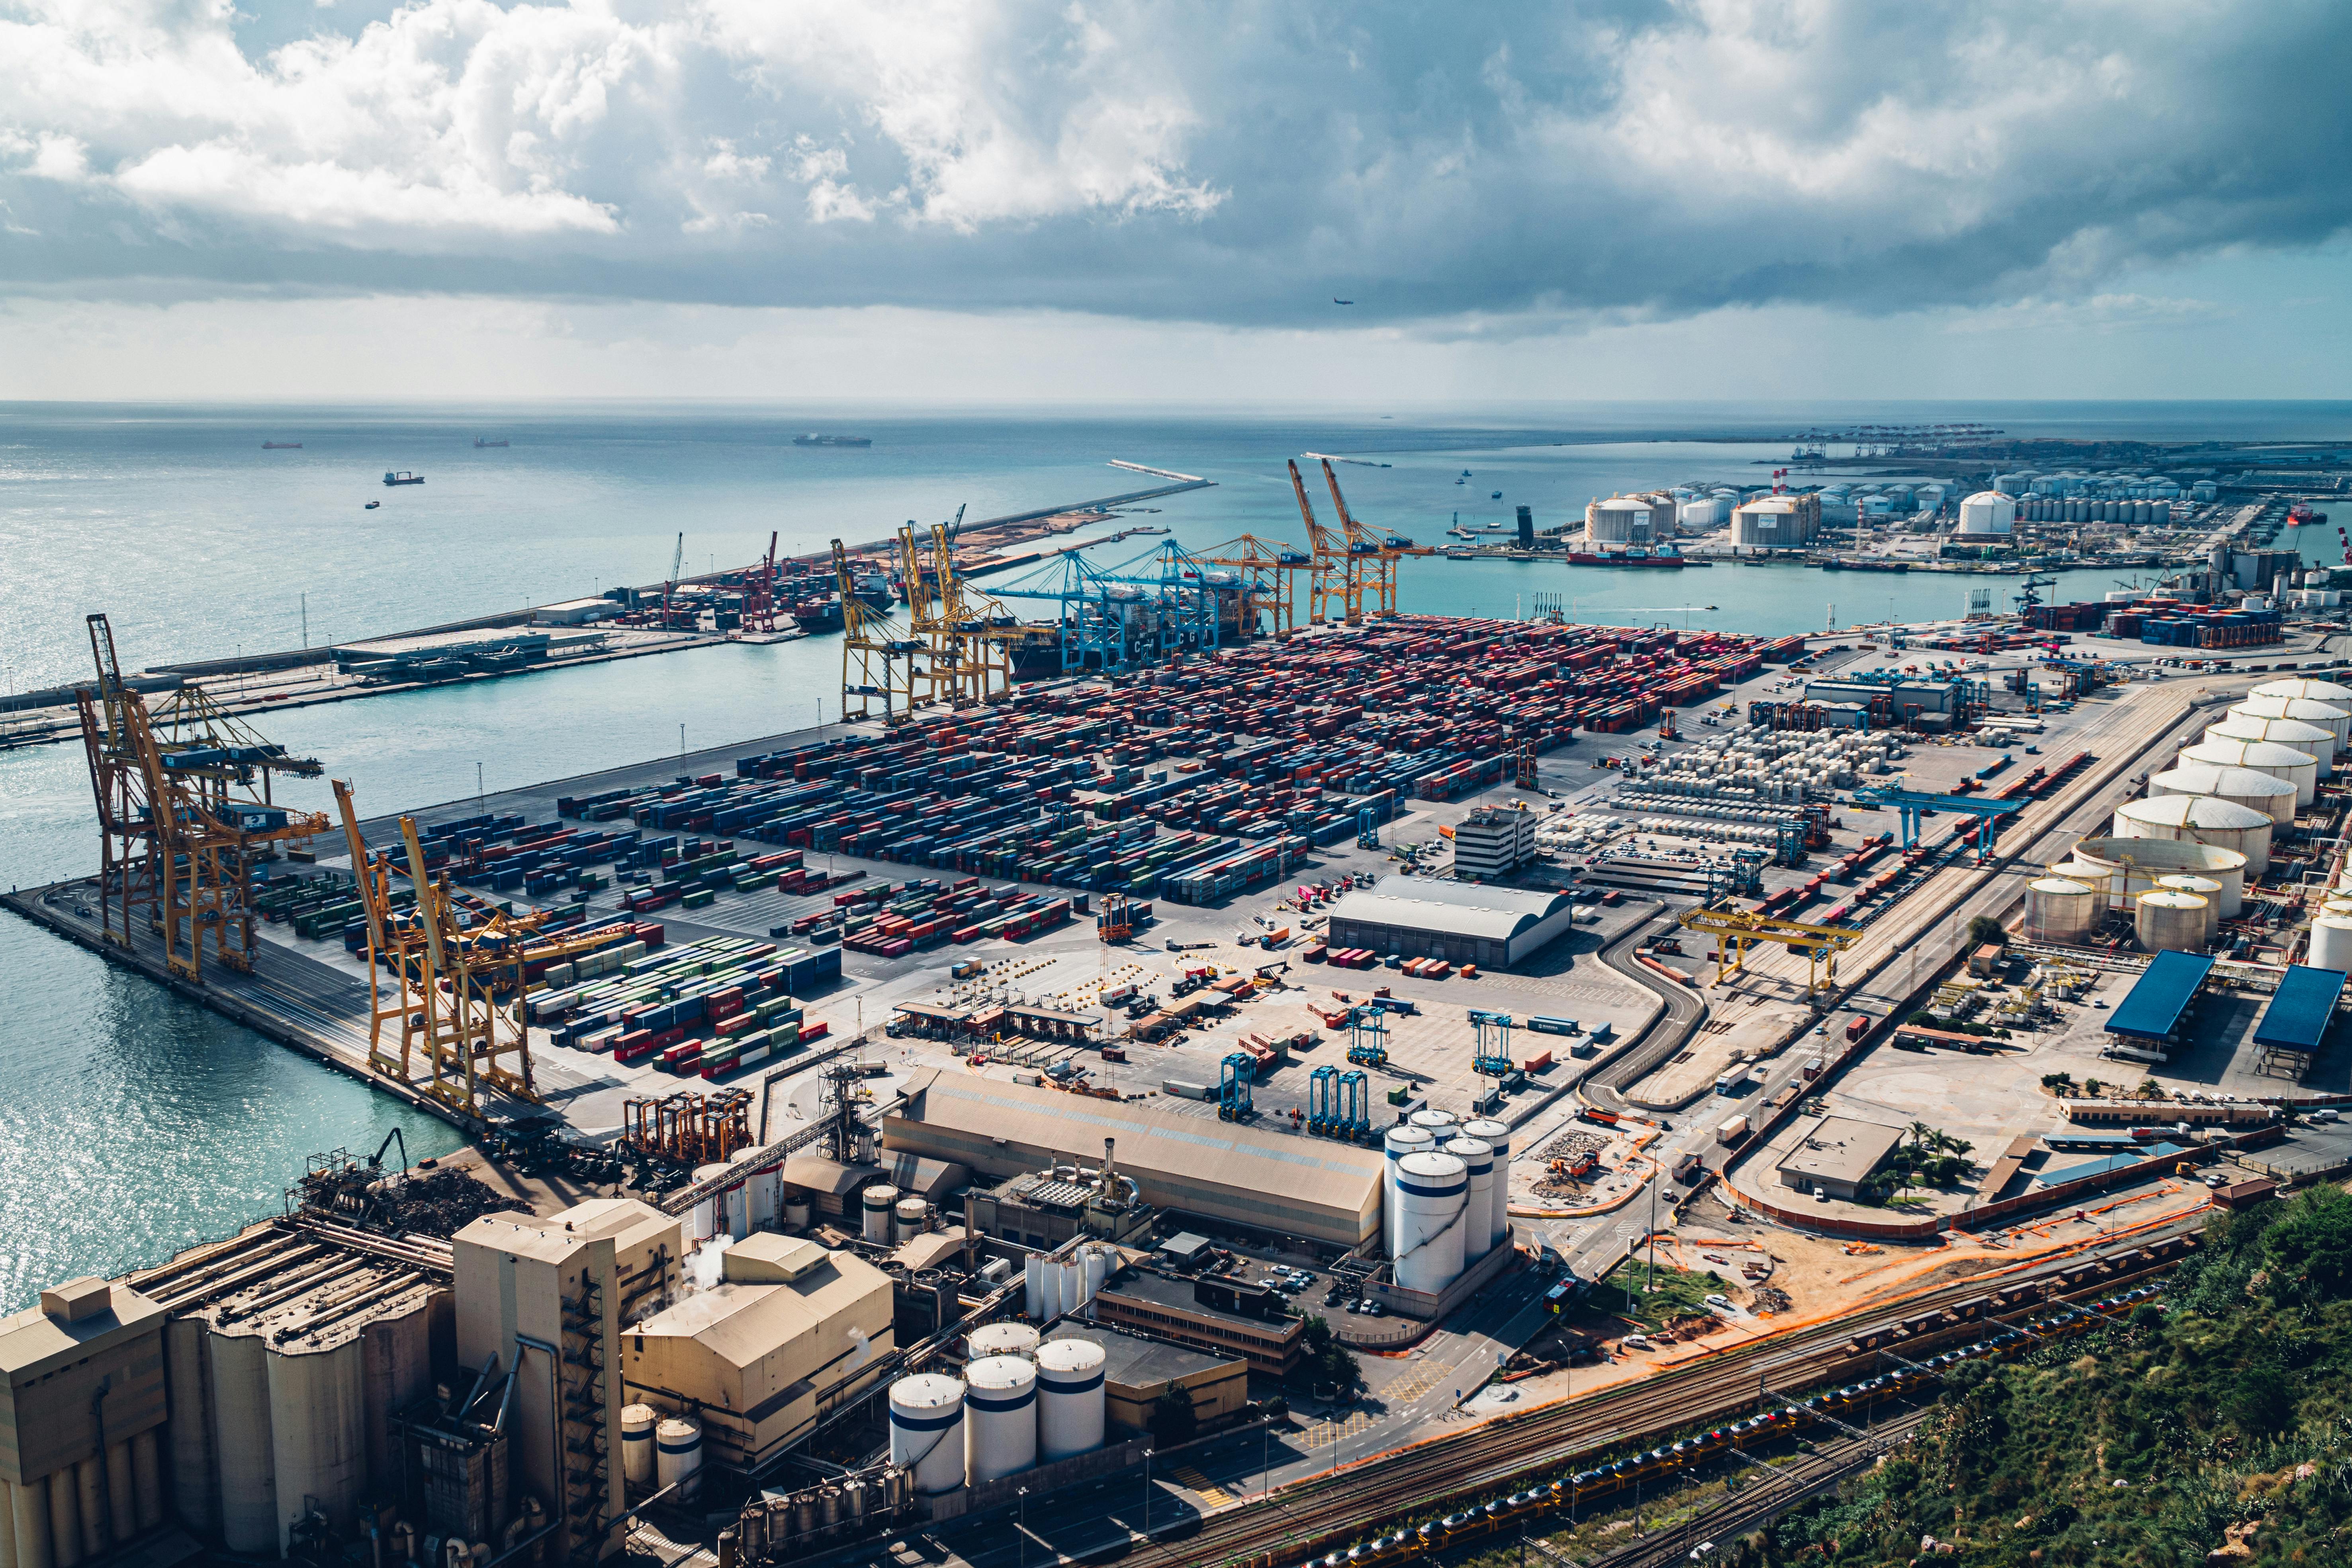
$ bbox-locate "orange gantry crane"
[1203,533,1314,639]
[1287,458,1363,626]
[1319,458,1430,619]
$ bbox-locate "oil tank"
[2178,737,2318,807]
[962,1356,1038,1486]
[2156,877,2222,941]
[1459,1118,1512,1253]
[1444,1137,1495,1264]
[2310,915,2352,973]
[2146,761,2297,825]
[2135,891,2209,953]
[965,1321,1040,1362]
[2231,695,2351,756]
[2023,878,2101,943]
[1034,1338,1108,1462]
[888,1376,965,1498]
[893,1198,929,1244]
[2205,715,2334,778]
[2252,677,2352,707]
[2064,838,2249,916]
[622,1405,657,1494]
[1392,1151,1469,1296]
[2109,795,2274,874]
[1381,1125,1434,1258]
[861,1186,900,1245]
[655,1415,703,1502]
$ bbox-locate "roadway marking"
[1166,1466,1233,1506]
[1384,1369,1444,1403]
[1302,1410,1381,1444]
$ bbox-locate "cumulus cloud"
[0,0,2346,331]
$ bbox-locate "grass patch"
[1592,1258,1721,1332]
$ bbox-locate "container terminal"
[11,457,2352,1568]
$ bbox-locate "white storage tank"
[2311,915,2352,973]
[962,1356,1038,1486]
[1409,1108,1460,1135]
[2135,891,2209,954]
[1392,1151,1469,1296]
[2064,837,2249,917]
[1034,1338,1108,1462]
[966,1321,1041,1362]
[1059,1257,1085,1315]
[1381,1125,1434,1258]
[655,1415,704,1502]
[1459,1117,1512,1253]
[783,1194,812,1233]
[742,1161,780,1233]
[2147,762,2297,826]
[2156,877,2223,941]
[1082,1244,1111,1303]
[2231,695,2352,756]
[1445,1137,1495,1263]
[2024,877,2102,944]
[894,1197,929,1244]
[1023,1255,1044,1321]
[690,1163,730,1242]
[1037,1256,1064,1321]
[888,1375,966,1498]
[1956,491,2017,536]
[622,1404,657,1494]
[2109,795,2275,875]
[2252,677,2352,707]
[2206,715,2335,778]
[861,1186,900,1245]
[2178,738,2318,808]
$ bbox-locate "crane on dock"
[1677,903,1860,1002]
[1288,458,1362,626]
[922,517,1021,707]
[1203,533,1313,639]
[1320,458,1429,618]
[661,531,685,628]
[333,779,429,1083]
[393,816,546,1117]
[836,537,922,724]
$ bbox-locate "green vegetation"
[1967,914,2010,949]
[1726,1186,2352,1566]
[1593,1258,1721,1331]
[1853,1124,1976,1204]
[1290,1314,1366,1399]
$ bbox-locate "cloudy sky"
[3,0,2348,401]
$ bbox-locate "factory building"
[1451,805,1537,881]
[1584,493,1674,546]
[1729,493,1820,551]
[882,1075,1383,1250]
[0,1280,168,1568]
[1090,1273,1305,1376]
[1043,1326,1248,1435]
[1324,876,1579,969]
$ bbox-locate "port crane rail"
[1677,903,1861,1001]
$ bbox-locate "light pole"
[1142,1449,1153,1533]
[476,762,483,804]
[1018,1486,1029,1568]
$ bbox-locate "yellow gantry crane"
[1320,458,1430,619]
[899,517,1019,709]
[836,537,922,724]
[1203,533,1313,640]
[1288,459,1362,626]
[1677,903,1861,1001]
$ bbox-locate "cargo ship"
[1567,546,1685,568]
[261,441,302,450]
[793,434,872,447]
[1818,558,1910,573]
[791,596,844,635]
[382,470,424,486]
[474,436,509,448]
[2289,503,2329,527]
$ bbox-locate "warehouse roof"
[2253,963,2346,1053]
[1775,1116,1904,1188]
[2105,951,2215,1041]
[1325,876,1573,942]
[1045,1323,1242,1390]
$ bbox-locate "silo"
[622,1405,657,1494]
[1392,1151,1469,1296]
[1410,1108,1460,1136]
[894,1197,929,1244]
[2110,795,2274,874]
[1034,1339,1108,1462]
[1037,1258,1064,1321]
[962,1356,1038,1486]
[2147,762,2297,826]
[736,1155,779,1233]
[1082,1245,1111,1303]
[2206,715,2334,778]
[2156,877,2223,941]
[206,1329,280,1554]
[782,1194,812,1233]
[1459,1118,1513,1253]
[689,1163,730,1242]
[2179,736,2320,805]
[2252,677,2352,706]
[1059,1257,1085,1315]
[656,1415,703,1502]
[1023,1255,1043,1320]
[2023,878,2101,943]
[1382,1125,1434,1257]
[2066,837,2248,917]
[861,1186,900,1245]
[2135,892,2209,953]
[1445,1138,1495,1263]
[2311,916,2352,973]
[890,1376,966,1497]
[966,1321,1040,1362]
[2232,695,2352,756]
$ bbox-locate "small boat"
[383,471,424,486]
[1490,490,1503,500]
[364,500,381,510]
[261,441,302,450]
[474,436,509,448]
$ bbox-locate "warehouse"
[881,1074,1383,1249]
[1322,876,1579,969]
[1774,1116,1905,1201]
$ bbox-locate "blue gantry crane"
[1470,1009,1516,1078]
[1217,1051,1255,1120]
[1345,1004,1390,1067]
[989,538,1239,677]
[1851,783,2026,855]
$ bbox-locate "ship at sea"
[474,436,509,448]
[793,433,873,448]
[261,441,302,450]
[791,595,845,635]
[1567,546,1685,569]
[382,470,425,486]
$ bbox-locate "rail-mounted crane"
[1320,458,1430,619]
[1288,459,1362,626]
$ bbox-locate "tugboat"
[364,500,381,510]
[383,470,424,486]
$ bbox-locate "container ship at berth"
[1819,558,1910,573]
[1568,546,1686,568]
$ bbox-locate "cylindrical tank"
[861,1186,900,1245]
[740,1159,780,1233]
[1023,1255,1044,1321]
[894,1198,929,1244]
[888,1376,965,1498]
[2231,696,2352,756]
[2024,877,2102,944]
[2147,762,2297,826]
[782,1194,812,1233]
[2110,795,2275,874]
[1082,1245,1110,1304]
[208,1329,278,1555]
[2063,837,2248,917]
[962,1356,1038,1486]
[1039,1257,1064,1321]
[2251,677,2352,707]
[655,1416,703,1503]
[1392,1151,1469,1296]
[965,1321,1041,1362]
[1444,1137,1495,1263]
[269,1338,370,1551]
[1059,1257,1085,1314]
[1381,1125,1434,1258]
[2310,915,2352,973]
[2205,715,2334,778]
[46,1473,77,1568]
[690,1163,730,1242]
[2135,891,2210,953]
[11,1475,54,1568]
[2156,877,2223,941]
[2178,738,2317,808]
[1409,1108,1460,1135]
[1034,1338,1108,1462]
[1459,1117,1512,1253]
[622,1405,657,1493]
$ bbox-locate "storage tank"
[888,1375,966,1498]
[656,1415,703,1502]
[861,1186,900,1245]
[894,1197,929,1244]
[2251,677,2352,707]
[622,1404,657,1494]
[2147,762,2297,826]
[1956,491,2017,536]
[2064,837,2249,917]
[1082,1244,1111,1303]
[783,1194,812,1233]
[1059,1257,1085,1315]
[741,1161,780,1233]
[2156,876,2223,942]
[1459,1117,1512,1253]
[2232,695,2352,756]
[2135,891,2210,953]
[962,1356,1039,1486]
[2023,877,2102,943]
[966,1321,1041,1362]
[690,1163,730,1242]
[1037,1256,1063,1321]
[1445,1137,1495,1263]
[1023,1255,1044,1320]
[1392,1151,1469,1296]
[2109,795,2274,874]
[2205,715,2334,778]
[1409,1108,1460,1135]
[1382,1125,1435,1258]
[1034,1338,1108,1462]
[2179,737,2320,805]
[2310,915,2352,973]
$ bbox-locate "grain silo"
[2109,795,2274,874]
[1444,1137,1495,1264]
[2177,737,2317,808]
[1382,1125,1434,1258]
[1034,1337,1108,1462]
[2023,877,2102,943]
[1392,1151,1469,1296]
[962,1356,1038,1485]
[888,1375,965,1498]
[2146,761,2297,826]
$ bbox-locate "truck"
[1844,1015,1871,1042]
[1716,1114,1751,1146]
[1714,1072,1742,1097]
[1672,1151,1703,1183]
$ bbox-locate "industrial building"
[882,1075,1383,1250]
[1729,493,1820,551]
[1774,1117,1905,1201]
[2103,950,2217,1062]
[1041,1326,1248,1435]
[0,1279,168,1568]
[1089,1272,1304,1376]
[1323,876,1579,970]
[1451,805,1537,881]
[965,1168,1158,1251]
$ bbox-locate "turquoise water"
[1,401,2343,1308]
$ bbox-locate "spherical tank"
[2155,877,2223,942]
[1459,1118,1512,1253]
[965,1321,1040,1362]
[2066,837,2248,917]
[1381,1125,1434,1258]
[891,1376,967,1497]
[656,1415,704,1502]
[1392,1151,1469,1296]
[2205,715,2334,778]
[1444,1138,1496,1263]
[2109,795,2275,874]
[2024,878,2101,944]
[2178,738,2318,807]
[2310,915,2352,973]
[961,1356,1038,1486]
[2231,696,2352,756]
[893,1198,929,1244]
[2147,762,2297,826]
[2135,891,2210,954]
[2252,677,2352,707]
[861,1186,900,1245]
[1034,1339,1108,1462]
[622,1405,657,1493]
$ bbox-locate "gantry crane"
[660,531,686,628]
[932,518,1021,705]
[1677,903,1861,1002]
[1288,459,1362,626]
[1320,458,1430,618]
[836,537,922,724]
[739,530,781,635]
[395,817,546,1116]
[1203,533,1313,639]
[334,779,430,1082]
